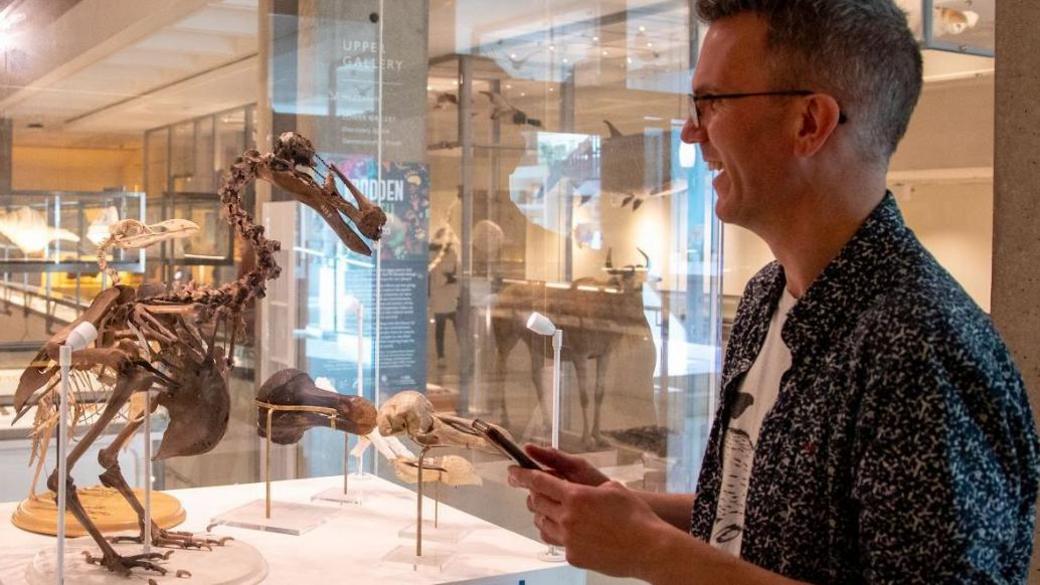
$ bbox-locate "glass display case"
[0,1,715,583]
[924,0,994,56]
[0,190,145,349]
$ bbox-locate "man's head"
[683,0,922,229]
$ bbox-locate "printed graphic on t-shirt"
[708,290,795,557]
[713,392,755,545]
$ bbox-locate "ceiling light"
[562,58,568,63]
[602,50,608,56]
[505,84,512,89]
[639,26,646,32]
[520,92,526,97]
[510,53,517,59]
[647,42,653,48]
[0,12,25,30]
[593,36,599,42]
[549,45,556,51]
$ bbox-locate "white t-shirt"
[710,290,797,557]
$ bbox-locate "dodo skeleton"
[11,133,384,576]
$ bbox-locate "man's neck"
[756,181,887,298]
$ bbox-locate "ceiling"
[1,0,257,149]
[0,0,994,151]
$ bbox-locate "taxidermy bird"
[0,206,79,255]
[897,1,980,36]
[603,119,624,139]
[600,120,688,212]
[934,6,980,35]
[86,206,121,246]
[537,137,597,202]
[434,92,458,109]
[480,90,542,127]
[504,48,541,72]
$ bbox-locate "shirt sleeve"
[851,341,1039,584]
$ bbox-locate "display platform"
[311,485,363,505]
[208,499,333,536]
[399,520,470,544]
[0,476,585,585]
[25,536,266,585]
[12,488,185,537]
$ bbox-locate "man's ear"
[794,94,842,158]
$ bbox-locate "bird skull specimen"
[377,390,499,452]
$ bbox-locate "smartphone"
[472,418,543,470]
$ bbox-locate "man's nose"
[681,117,706,144]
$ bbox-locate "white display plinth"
[25,537,266,585]
[398,521,470,544]
[311,486,363,505]
[207,500,334,536]
[0,476,585,585]
[382,544,454,571]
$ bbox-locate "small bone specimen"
[96,219,200,283]
[377,390,499,452]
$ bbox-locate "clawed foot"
[82,549,168,577]
[110,528,233,551]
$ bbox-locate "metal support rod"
[551,329,562,450]
[354,303,365,478]
[546,329,564,561]
[343,434,350,495]
[143,389,152,554]
[265,408,273,519]
[257,400,338,518]
[416,446,428,557]
[57,344,71,585]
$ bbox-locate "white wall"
[721,76,995,312]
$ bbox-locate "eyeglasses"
[687,90,848,129]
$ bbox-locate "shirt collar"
[779,191,908,356]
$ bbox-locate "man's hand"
[508,445,808,584]
[509,460,666,578]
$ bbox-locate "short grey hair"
[696,0,923,164]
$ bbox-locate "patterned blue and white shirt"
[690,193,1040,584]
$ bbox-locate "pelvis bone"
[256,369,376,444]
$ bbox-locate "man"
[508,1,1040,583]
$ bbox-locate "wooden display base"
[10,487,186,537]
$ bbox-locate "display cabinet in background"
[0,190,144,350]
[16,0,1014,583]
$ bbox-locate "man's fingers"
[534,514,565,546]
[528,491,564,519]
[525,444,585,472]
[528,469,571,502]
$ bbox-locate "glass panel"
[0,1,723,581]
[925,0,994,56]
[420,3,720,527]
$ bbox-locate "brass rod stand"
[413,445,448,557]
[255,400,339,519]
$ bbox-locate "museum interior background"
[0,0,1003,582]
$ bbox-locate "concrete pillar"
[991,1,1040,581]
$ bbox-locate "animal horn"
[637,248,650,270]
